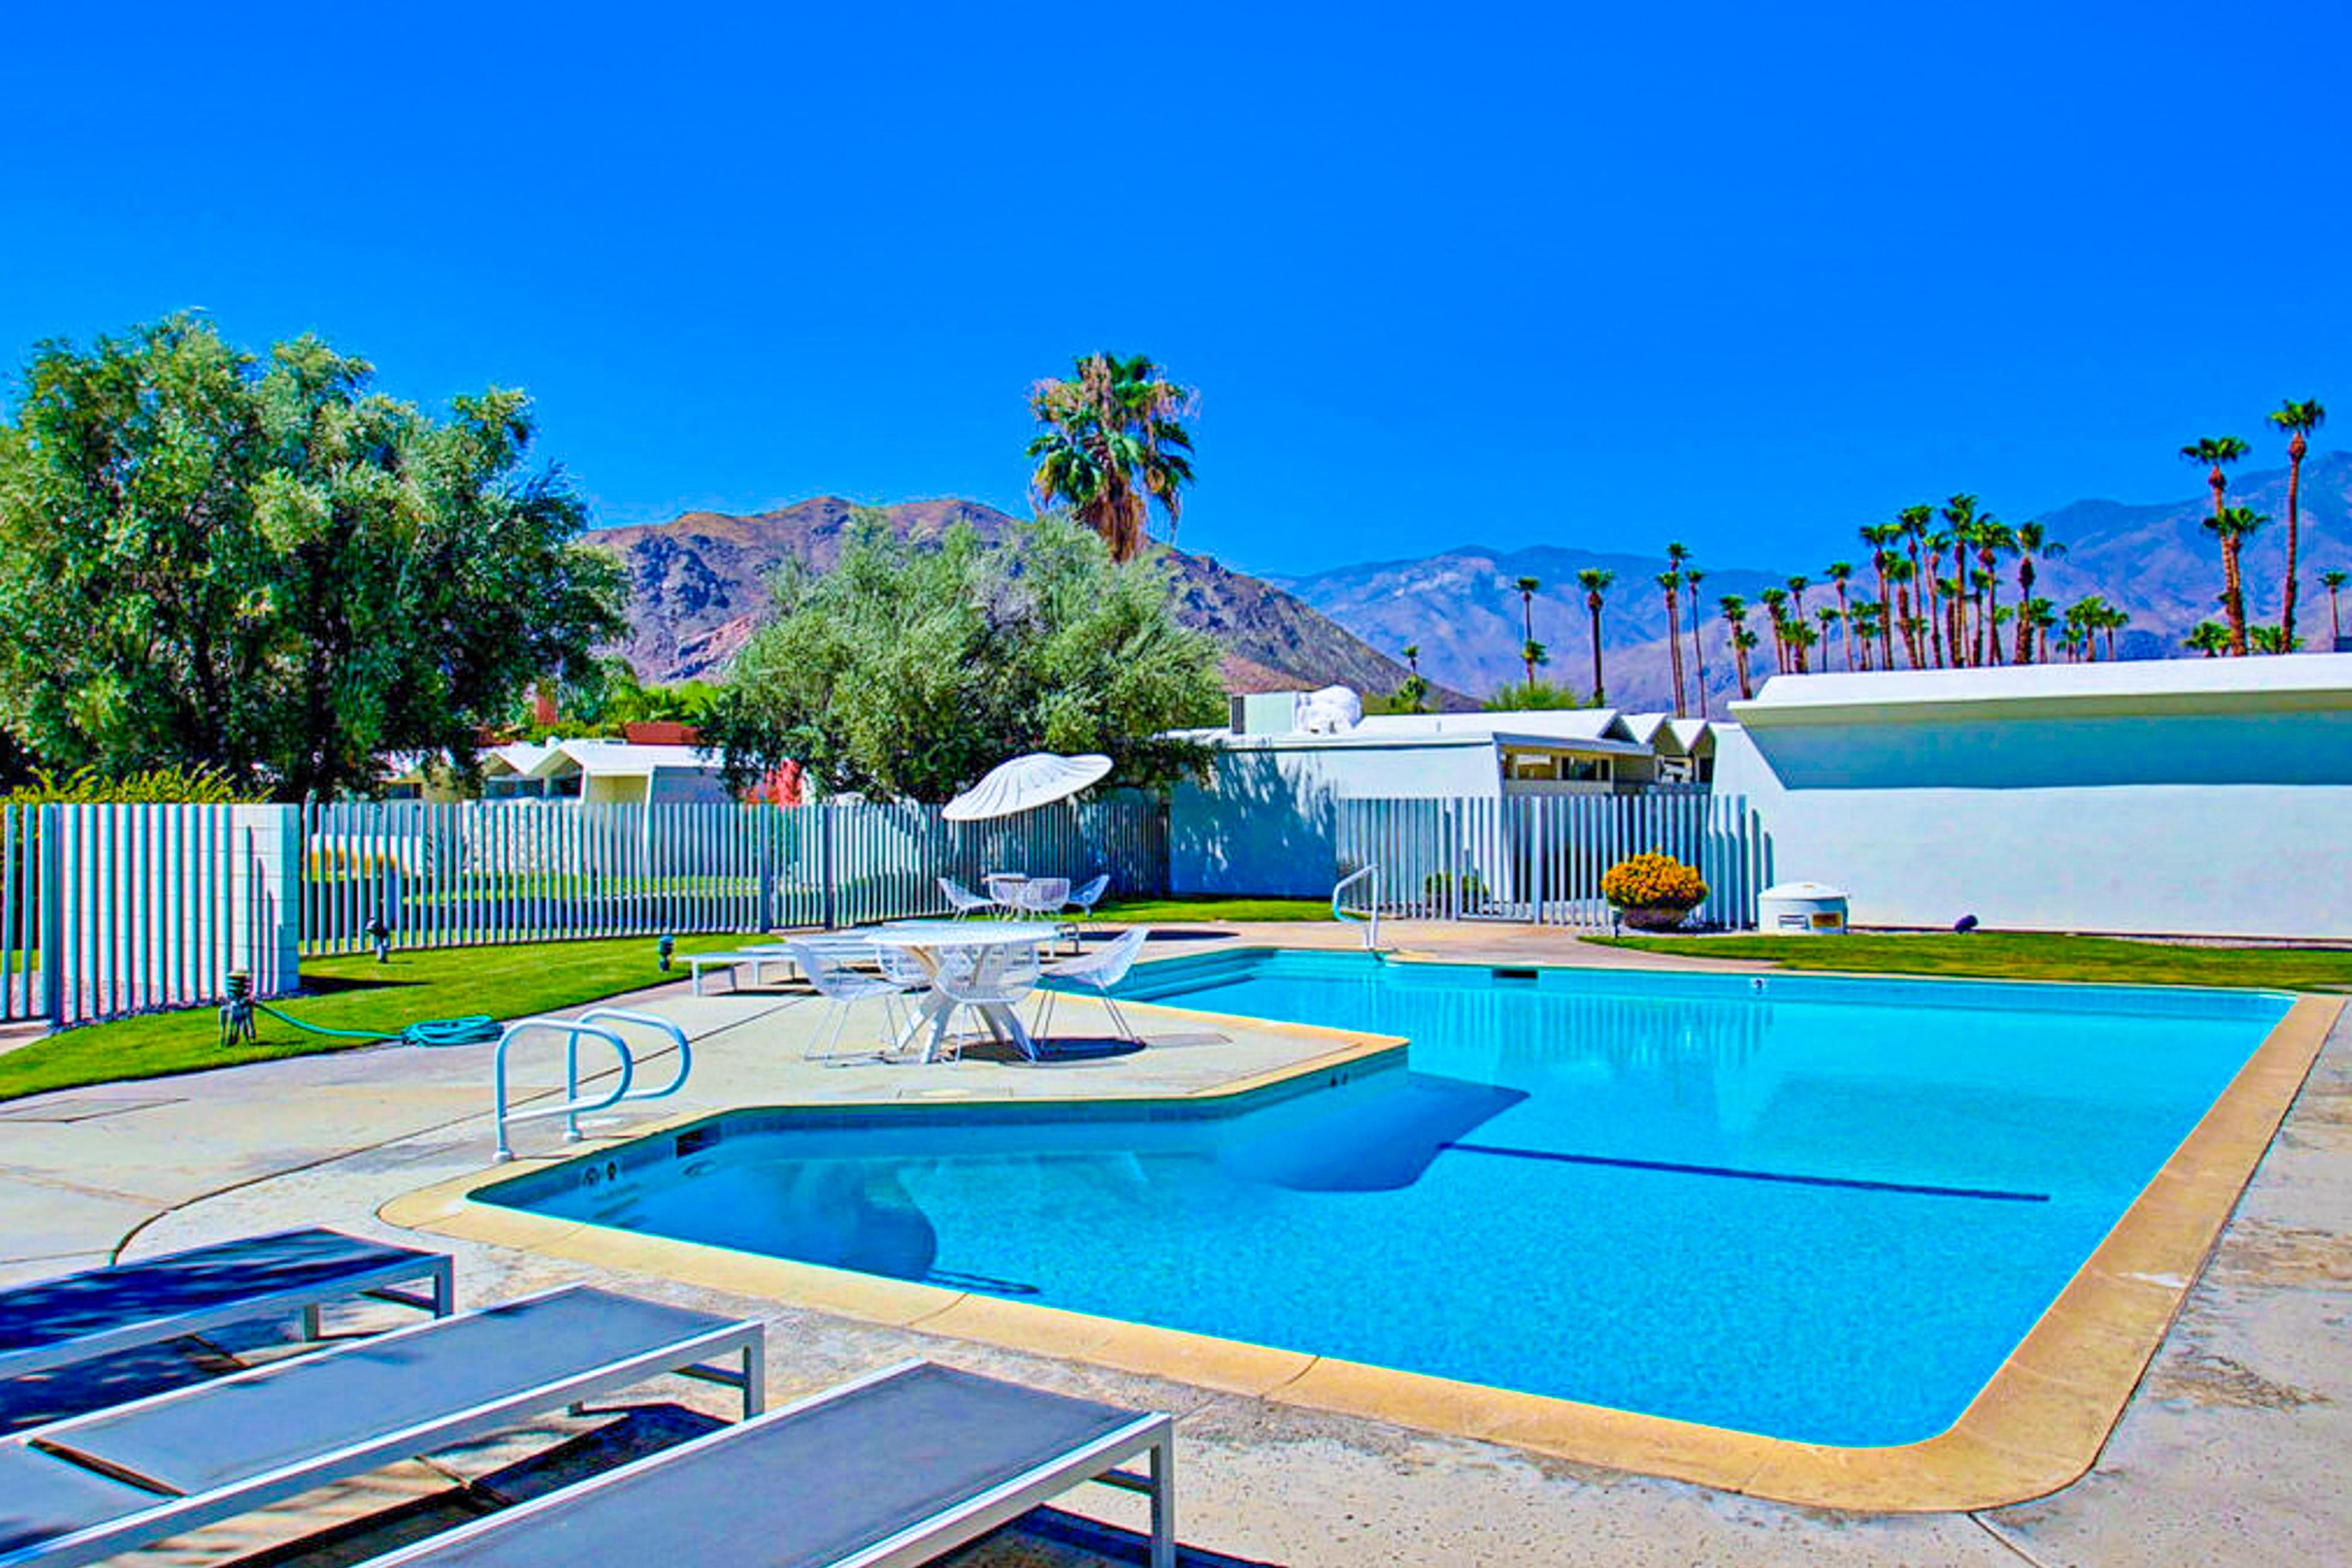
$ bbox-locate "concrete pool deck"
[4,922,2350,1566]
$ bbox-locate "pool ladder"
[1332,864,1382,951]
[492,1007,693,1161]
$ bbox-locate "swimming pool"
[482,950,2294,1447]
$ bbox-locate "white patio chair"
[938,877,995,920]
[928,943,1043,1062]
[1032,926,1149,1045]
[982,872,1026,912]
[788,938,906,1062]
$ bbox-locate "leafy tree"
[1026,353,1198,562]
[0,316,624,798]
[2267,399,2326,652]
[701,514,1223,803]
[1483,678,1589,711]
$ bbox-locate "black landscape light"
[657,932,675,972]
[364,914,393,963]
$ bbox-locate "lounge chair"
[0,1286,763,1568]
[0,1228,453,1383]
[686,946,800,995]
[1032,926,1149,1045]
[347,1359,1175,1568]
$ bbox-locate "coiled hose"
[217,972,498,1049]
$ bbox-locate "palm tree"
[1850,601,1883,670]
[1813,605,1842,670]
[1897,505,1933,663]
[2185,620,2231,657]
[1758,587,1791,673]
[2202,504,2268,656]
[1973,519,2013,665]
[2021,596,2058,663]
[1657,569,1687,715]
[1785,618,1819,674]
[1924,526,1953,666]
[1785,574,1810,623]
[2181,435,2252,653]
[2324,568,2349,646]
[1520,639,1549,686]
[1513,575,1541,653]
[1719,595,1755,699]
[1732,625,1761,691]
[1884,557,1922,668]
[2268,399,2327,653]
[2248,624,2295,654]
[1683,566,1709,717]
[1665,543,1696,716]
[2010,522,2065,663]
[1576,569,1614,703]
[1824,561,1856,669]
[1402,643,1421,678]
[1860,523,1900,670]
[2099,602,2128,661]
[1026,352,1198,561]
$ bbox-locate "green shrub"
[4,764,254,805]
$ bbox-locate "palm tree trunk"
[2222,538,2249,655]
[2281,437,2304,653]
[1873,559,1895,669]
[1730,628,1753,699]
[1835,585,1853,669]
[1926,564,1946,669]
[1686,581,1709,717]
[1663,589,1686,716]
[2013,560,2037,663]
[1587,601,1605,703]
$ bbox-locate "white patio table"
[867,920,1060,1063]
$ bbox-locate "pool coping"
[379,975,2342,1514]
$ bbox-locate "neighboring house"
[1168,689,1713,896]
[378,738,730,804]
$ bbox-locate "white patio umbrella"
[942,751,1113,822]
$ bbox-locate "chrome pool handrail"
[491,1008,692,1161]
[1332,864,1381,951]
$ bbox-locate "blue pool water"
[488,950,2292,1446]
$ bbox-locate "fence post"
[38,804,62,1028]
[818,803,838,931]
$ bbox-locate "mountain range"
[589,452,2352,714]
[584,498,1465,706]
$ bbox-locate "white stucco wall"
[1718,658,2352,938]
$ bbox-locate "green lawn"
[0,934,741,1103]
[1597,932,2352,991]
[1093,895,1331,923]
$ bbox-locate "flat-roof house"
[379,739,729,804]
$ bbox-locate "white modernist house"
[1169,691,1715,896]
[1714,655,2352,939]
[381,739,732,805]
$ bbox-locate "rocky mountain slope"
[1272,452,2352,710]
[586,497,1462,704]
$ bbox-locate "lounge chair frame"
[2,1286,763,1568]
[353,1358,1175,1568]
[0,1229,454,1383]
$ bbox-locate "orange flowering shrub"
[1601,851,1707,910]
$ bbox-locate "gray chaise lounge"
[0,1286,763,1568]
[0,1227,454,1382]
[350,1359,1176,1568]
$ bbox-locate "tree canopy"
[0,317,625,799]
[701,513,1225,803]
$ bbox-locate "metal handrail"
[1332,864,1381,951]
[492,1008,694,1161]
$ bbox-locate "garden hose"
[248,1001,502,1048]
[215,973,497,1049]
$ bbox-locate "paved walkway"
[2,923,2346,1566]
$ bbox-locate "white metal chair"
[788,938,906,1062]
[938,877,995,920]
[1066,873,1112,918]
[1032,926,1149,1045]
[928,943,1043,1061]
[982,873,1026,912]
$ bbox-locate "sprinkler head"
[365,915,392,963]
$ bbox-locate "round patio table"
[867,920,1060,1063]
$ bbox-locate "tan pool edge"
[381,991,2342,1514]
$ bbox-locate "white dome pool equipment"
[1757,882,1850,935]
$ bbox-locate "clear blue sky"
[4,2,2346,577]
